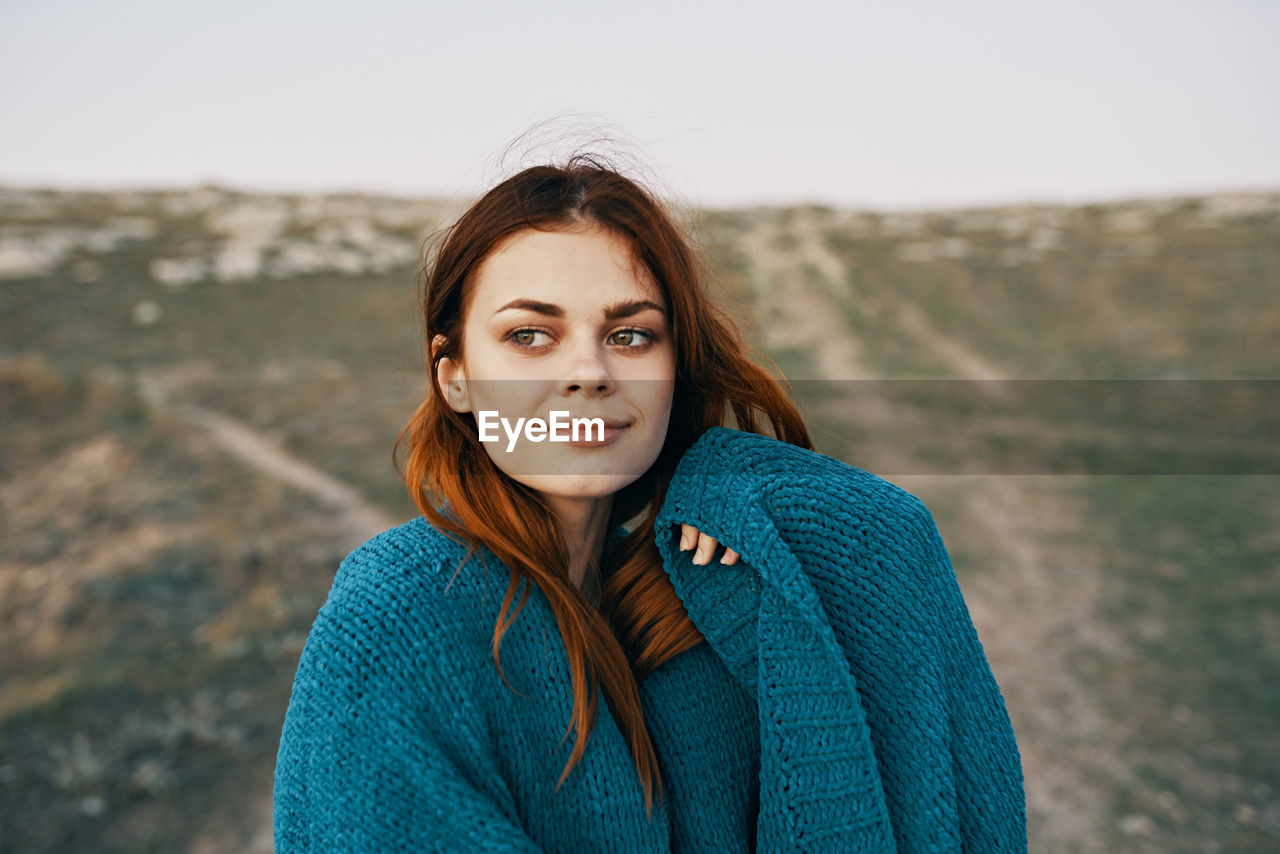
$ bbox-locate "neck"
[543,494,614,602]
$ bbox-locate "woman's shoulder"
[334,515,469,586]
[281,519,506,753]
[338,514,473,579]
[309,515,500,655]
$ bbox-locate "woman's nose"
[560,340,615,395]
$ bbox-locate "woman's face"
[436,224,677,506]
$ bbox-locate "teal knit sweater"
[273,426,1027,852]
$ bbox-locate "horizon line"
[1,174,1278,216]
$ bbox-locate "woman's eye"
[609,328,654,348]
[509,328,551,348]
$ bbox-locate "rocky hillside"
[2,183,1278,852]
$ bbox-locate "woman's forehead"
[469,226,662,313]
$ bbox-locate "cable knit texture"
[273,426,1027,852]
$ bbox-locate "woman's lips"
[567,421,630,448]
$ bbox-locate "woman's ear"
[432,334,472,414]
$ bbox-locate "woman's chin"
[520,472,641,501]
[487,446,659,500]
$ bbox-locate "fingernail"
[679,534,691,551]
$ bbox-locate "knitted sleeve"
[273,547,545,854]
[654,426,1027,853]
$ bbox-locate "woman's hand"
[678,523,741,565]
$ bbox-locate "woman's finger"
[677,524,740,565]
[693,532,719,565]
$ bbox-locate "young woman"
[273,155,1027,853]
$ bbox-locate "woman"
[273,154,1026,852]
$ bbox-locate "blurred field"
[1,184,1276,852]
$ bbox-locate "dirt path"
[737,213,877,381]
[135,367,395,555]
[736,210,1140,850]
[897,473,1138,849]
[135,365,396,853]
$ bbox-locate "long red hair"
[394,153,811,816]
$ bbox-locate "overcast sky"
[2,0,1277,210]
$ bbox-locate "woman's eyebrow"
[602,300,665,321]
[492,299,564,318]
[491,299,665,320]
